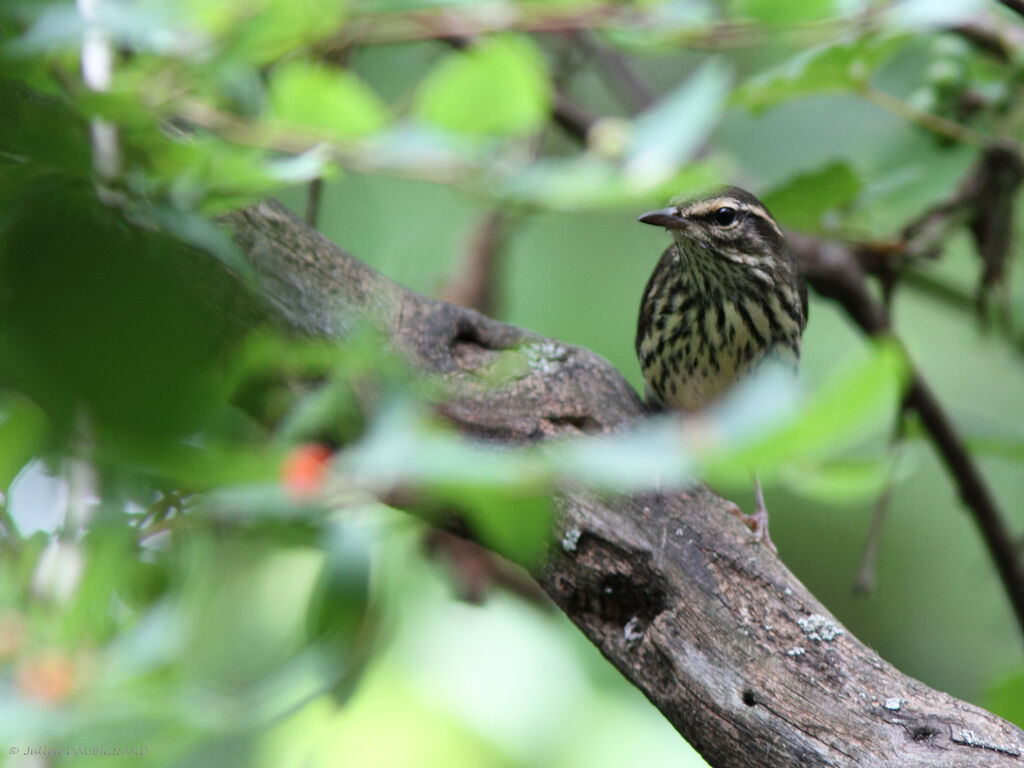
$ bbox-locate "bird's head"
[638,186,791,272]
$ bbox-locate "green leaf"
[269,61,390,138]
[337,399,553,564]
[552,418,696,491]
[447,489,552,568]
[703,340,908,485]
[206,0,349,64]
[731,0,835,24]
[778,456,897,505]
[732,35,905,113]
[762,162,861,230]
[985,666,1024,729]
[0,392,48,494]
[625,59,732,187]
[499,156,722,210]
[415,35,552,137]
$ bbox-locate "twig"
[551,92,598,141]
[949,21,1014,63]
[305,178,323,229]
[858,83,988,147]
[854,404,908,596]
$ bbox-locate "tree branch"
[220,199,1024,768]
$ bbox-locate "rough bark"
[222,199,1024,768]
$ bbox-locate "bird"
[635,186,807,552]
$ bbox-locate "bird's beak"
[638,208,688,230]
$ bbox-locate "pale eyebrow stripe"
[681,198,784,237]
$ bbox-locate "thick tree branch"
[220,199,1024,768]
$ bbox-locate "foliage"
[2,0,1024,764]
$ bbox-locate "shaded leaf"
[732,0,835,25]
[0,392,48,494]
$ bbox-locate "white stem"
[77,0,120,179]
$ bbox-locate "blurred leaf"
[339,399,543,492]
[625,59,732,187]
[778,456,894,504]
[212,0,348,64]
[138,204,255,278]
[445,489,552,569]
[499,156,722,210]
[148,135,281,210]
[733,36,905,113]
[297,667,520,768]
[552,418,696,491]
[0,180,241,441]
[415,35,551,137]
[731,0,835,25]
[762,162,861,230]
[338,399,552,565]
[704,340,908,484]
[985,666,1024,729]
[0,392,48,493]
[274,382,357,448]
[306,520,373,700]
[269,61,390,138]
[7,3,197,57]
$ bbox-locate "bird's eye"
[714,207,737,226]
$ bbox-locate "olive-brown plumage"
[635,186,807,550]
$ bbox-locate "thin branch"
[551,91,598,141]
[305,177,323,229]
[437,210,510,316]
[571,30,657,112]
[854,406,908,596]
[321,8,866,49]
[858,83,989,147]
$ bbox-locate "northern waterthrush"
[636,187,807,550]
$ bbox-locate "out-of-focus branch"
[322,8,866,49]
[305,178,323,228]
[438,210,510,317]
[571,30,657,112]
